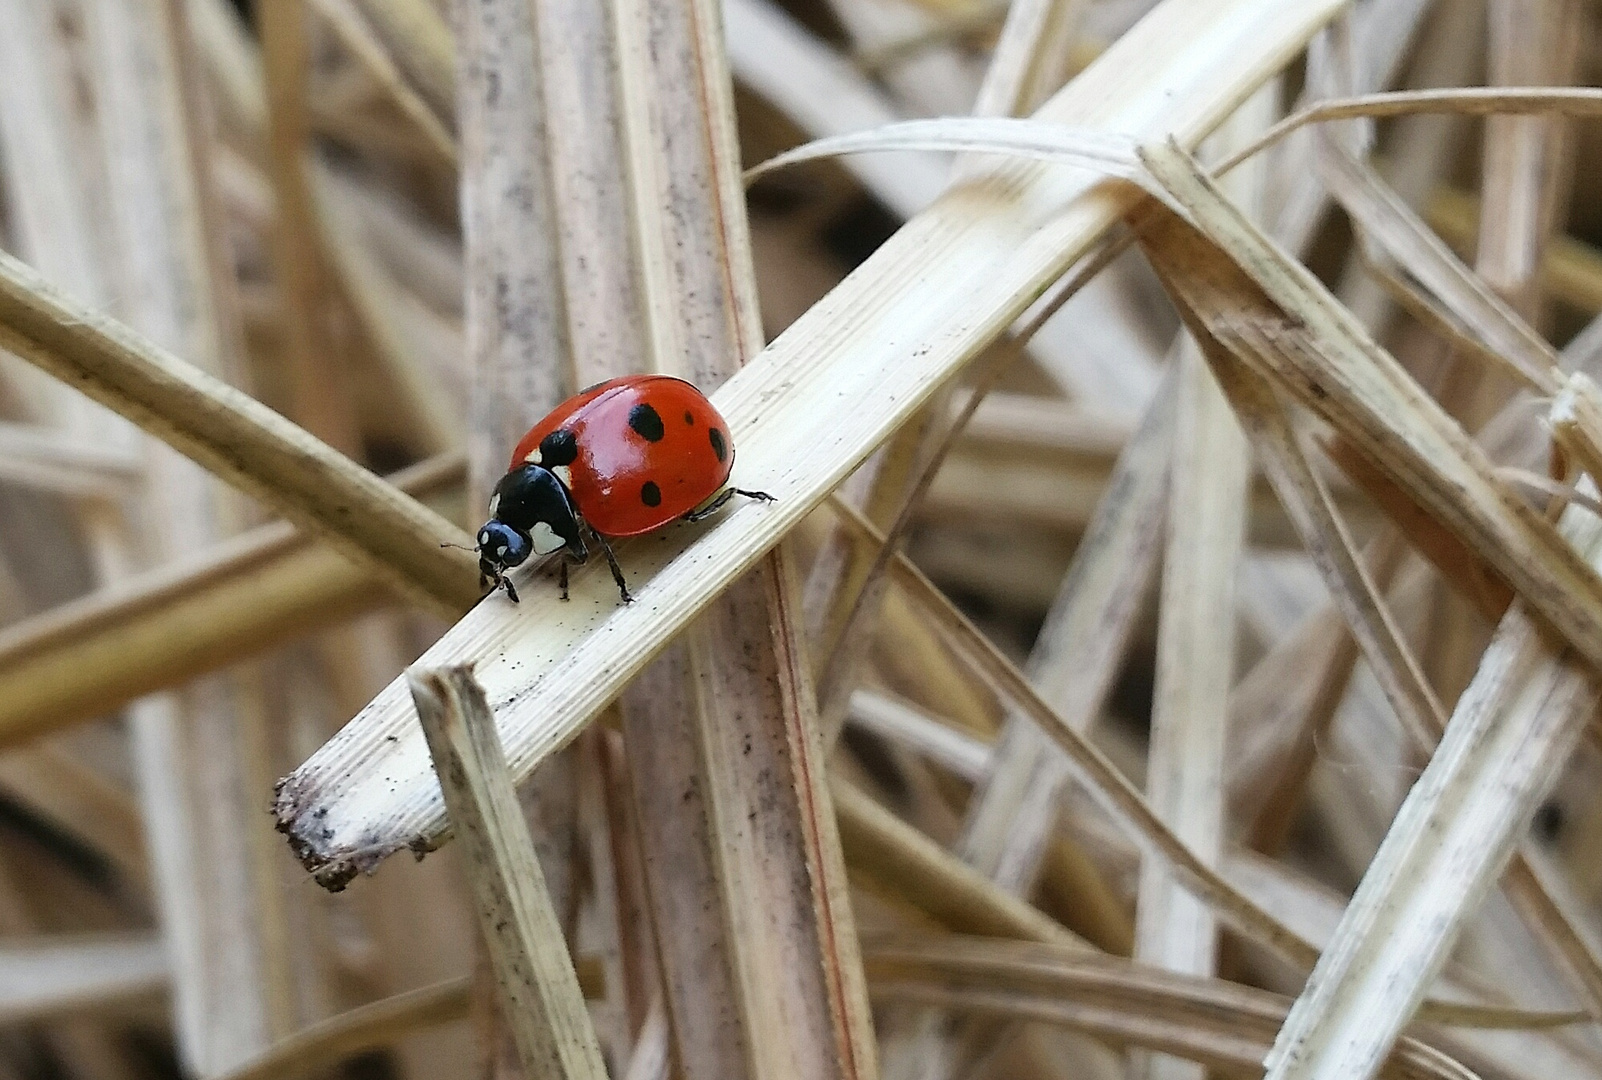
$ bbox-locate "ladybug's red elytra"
[475,375,774,604]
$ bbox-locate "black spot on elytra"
[629,403,665,442]
[684,410,695,425]
[641,481,662,507]
[709,427,727,463]
[539,428,578,466]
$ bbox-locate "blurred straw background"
[6,0,1602,1078]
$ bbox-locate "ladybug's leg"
[682,487,736,523]
[502,574,520,604]
[593,532,634,604]
[557,558,569,602]
[684,487,777,523]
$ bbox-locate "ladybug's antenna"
[441,540,478,553]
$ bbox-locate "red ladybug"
[475,375,773,603]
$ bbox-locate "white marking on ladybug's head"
[552,464,573,488]
[524,448,542,464]
[530,520,565,555]
[487,492,501,518]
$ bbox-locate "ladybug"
[475,375,774,604]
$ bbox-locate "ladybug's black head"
[476,465,588,601]
[476,521,531,575]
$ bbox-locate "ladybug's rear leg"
[593,532,634,604]
[683,487,775,523]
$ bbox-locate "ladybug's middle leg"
[592,532,634,604]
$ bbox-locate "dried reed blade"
[309,0,456,164]
[350,0,456,128]
[0,934,167,1023]
[743,118,1146,187]
[1219,87,1602,178]
[0,454,464,744]
[1200,349,1445,750]
[952,370,1170,890]
[276,0,1346,887]
[831,777,1086,948]
[1549,372,1602,486]
[848,690,992,782]
[211,978,472,1080]
[0,422,143,500]
[0,249,479,617]
[828,497,1322,971]
[1133,340,1247,1080]
[1135,141,1602,671]
[1130,91,1266,1080]
[724,0,948,219]
[409,667,607,1080]
[1262,583,1600,1076]
[260,0,363,453]
[862,937,1480,1080]
[1316,141,1561,391]
[1477,0,1582,319]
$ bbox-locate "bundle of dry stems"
[6,0,1602,1078]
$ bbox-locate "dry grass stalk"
[0,740,147,885]
[350,0,456,128]
[724,0,947,220]
[862,936,1480,1080]
[213,977,472,1080]
[1317,141,1561,392]
[1549,371,1602,486]
[0,0,307,1069]
[1225,606,1362,849]
[277,0,1345,888]
[0,248,478,617]
[1429,186,1602,316]
[1262,564,1600,1077]
[452,0,879,1071]
[1129,93,1262,1080]
[0,422,142,499]
[954,368,1171,894]
[1146,128,1602,1027]
[408,666,606,1080]
[1135,142,1602,669]
[308,0,456,165]
[260,0,362,453]
[848,690,991,782]
[18,1,1602,1077]
[833,776,1085,949]
[827,495,1322,970]
[0,453,463,743]
[0,935,166,1023]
